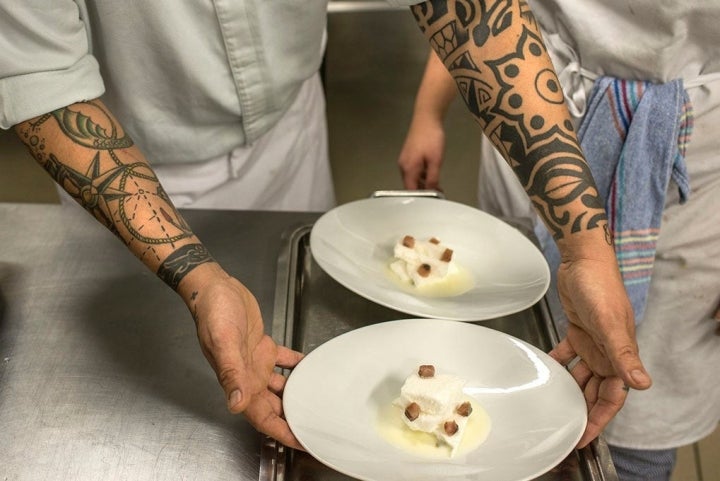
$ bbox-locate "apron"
[476,27,720,449]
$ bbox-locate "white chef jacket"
[0,0,328,165]
[474,0,720,450]
[0,0,337,211]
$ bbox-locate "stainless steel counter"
[0,203,617,481]
[0,203,319,481]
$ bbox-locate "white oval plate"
[284,319,587,481]
[309,197,550,321]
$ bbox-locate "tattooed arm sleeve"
[411,0,611,248]
[13,100,215,291]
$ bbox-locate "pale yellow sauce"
[375,396,491,459]
[386,262,475,298]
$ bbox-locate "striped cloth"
[538,76,693,324]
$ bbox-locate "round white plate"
[309,197,550,321]
[284,319,587,481]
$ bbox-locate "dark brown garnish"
[402,235,415,248]
[441,248,453,262]
[456,401,472,417]
[405,402,420,421]
[444,421,459,435]
[417,264,431,277]
[418,365,435,378]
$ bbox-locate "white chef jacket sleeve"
[0,0,105,129]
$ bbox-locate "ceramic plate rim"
[309,197,550,321]
[283,319,587,481]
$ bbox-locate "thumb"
[218,358,253,414]
[223,335,278,414]
[603,330,652,390]
[198,329,254,413]
[227,388,247,413]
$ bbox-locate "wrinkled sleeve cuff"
[0,55,105,129]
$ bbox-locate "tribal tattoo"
[156,244,214,291]
[412,0,607,240]
[16,100,205,289]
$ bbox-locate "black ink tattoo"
[412,0,608,241]
[51,104,133,150]
[156,244,214,291]
[31,150,129,236]
[470,0,513,47]
[190,290,200,324]
[16,99,198,260]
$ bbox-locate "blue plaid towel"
[537,76,693,325]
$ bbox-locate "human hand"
[549,256,652,448]
[397,113,446,191]
[183,265,304,450]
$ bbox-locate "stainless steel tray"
[265,223,618,481]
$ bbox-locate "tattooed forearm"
[51,104,134,150]
[412,0,608,242]
[156,244,214,291]
[15,99,198,267]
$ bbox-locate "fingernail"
[630,369,650,385]
[228,389,242,408]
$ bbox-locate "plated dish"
[283,319,587,481]
[309,197,550,321]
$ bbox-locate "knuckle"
[216,365,240,389]
[615,342,639,360]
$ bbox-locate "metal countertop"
[0,203,320,481]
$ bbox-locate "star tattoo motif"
[61,152,130,228]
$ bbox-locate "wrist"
[154,243,229,302]
[411,106,445,128]
[555,223,617,264]
[177,261,230,305]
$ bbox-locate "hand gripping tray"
[262,223,618,481]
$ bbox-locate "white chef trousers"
[476,79,720,450]
[57,72,335,212]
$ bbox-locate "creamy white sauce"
[375,396,491,459]
[386,262,474,298]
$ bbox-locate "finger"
[576,376,627,448]
[417,168,427,190]
[570,358,594,389]
[424,159,442,191]
[576,376,601,449]
[399,161,422,190]
[268,371,287,396]
[276,345,304,369]
[548,337,577,366]
[582,375,601,413]
[566,324,616,378]
[404,174,421,190]
[245,391,305,451]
